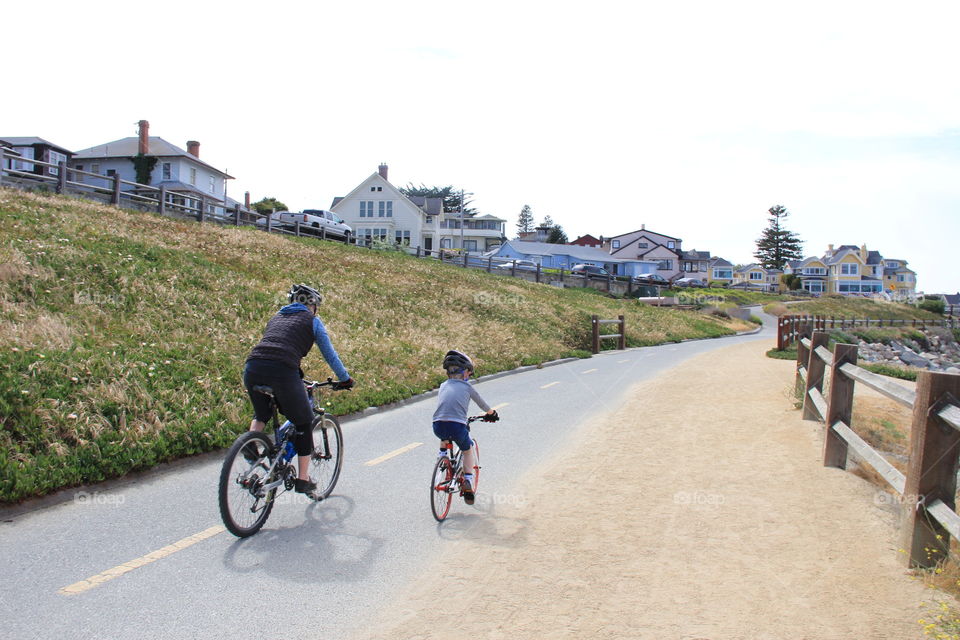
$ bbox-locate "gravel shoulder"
[354,340,930,640]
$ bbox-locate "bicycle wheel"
[218,431,277,537]
[309,414,343,500]
[431,456,454,522]
[469,439,480,493]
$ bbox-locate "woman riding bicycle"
[243,284,353,495]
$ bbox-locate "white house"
[331,164,506,252]
[604,225,685,281]
[69,120,233,215]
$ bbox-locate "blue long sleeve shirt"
[432,378,491,425]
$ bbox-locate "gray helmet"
[442,349,474,373]
[288,283,323,306]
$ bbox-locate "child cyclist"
[432,350,498,505]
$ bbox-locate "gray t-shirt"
[432,378,491,424]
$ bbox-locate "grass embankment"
[764,295,943,322]
[0,189,751,502]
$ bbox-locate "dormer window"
[667,241,675,249]
[611,240,620,249]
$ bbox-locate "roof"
[404,195,444,216]
[501,240,631,263]
[148,180,225,201]
[570,234,602,245]
[680,250,710,260]
[942,293,960,305]
[608,227,680,242]
[709,257,733,267]
[0,136,74,155]
[72,136,233,178]
[823,247,864,265]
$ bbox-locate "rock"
[947,367,960,375]
[900,350,932,369]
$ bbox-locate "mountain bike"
[430,415,491,522]
[219,378,344,537]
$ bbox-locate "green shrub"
[919,298,945,314]
[862,363,918,381]
[828,330,858,346]
[748,315,763,325]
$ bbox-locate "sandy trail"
[355,340,931,640]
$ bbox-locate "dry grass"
[0,188,751,502]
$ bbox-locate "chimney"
[187,141,200,158]
[378,163,388,180]
[244,191,250,208]
[641,223,646,230]
[860,244,867,262]
[827,243,834,253]
[138,120,150,155]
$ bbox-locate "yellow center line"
[617,359,630,363]
[491,402,510,410]
[540,381,560,389]
[58,525,225,596]
[582,368,599,374]
[365,442,423,466]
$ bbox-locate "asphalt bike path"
[0,311,774,640]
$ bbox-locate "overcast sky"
[6,1,959,292]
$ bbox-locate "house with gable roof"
[732,264,782,292]
[784,244,915,296]
[69,120,233,215]
[604,225,683,281]
[488,240,659,276]
[708,257,735,285]
[331,164,506,252]
[0,137,74,178]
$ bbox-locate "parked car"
[634,273,670,286]
[495,259,539,271]
[288,209,353,239]
[571,264,610,277]
[673,277,705,288]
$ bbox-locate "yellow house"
[732,264,781,292]
[787,244,907,296]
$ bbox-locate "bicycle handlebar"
[467,414,499,424]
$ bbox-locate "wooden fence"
[591,315,626,353]
[795,328,960,568]
[778,314,959,350]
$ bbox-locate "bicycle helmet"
[288,283,323,306]
[442,349,474,373]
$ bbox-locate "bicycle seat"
[251,385,275,397]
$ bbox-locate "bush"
[749,315,763,325]
[862,363,918,381]
[828,330,858,346]
[766,348,797,360]
[919,298,945,314]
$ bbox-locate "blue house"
[489,241,658,277]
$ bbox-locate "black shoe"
[294,477,317,494]
[462,490,475,505]
[242,446,261,464]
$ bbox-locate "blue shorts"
[432,420,473,452]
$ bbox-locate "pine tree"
[754,205,803,270]
[516,204,534,236]
[546,225,569,244]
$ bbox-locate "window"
[162,163,172,180]
[749,271,763,280]
[189,167,197,185]
[360,201,375,217]
[209,175,215,193]
[638,242,648,248]
[395,230,411,245]
[106,169,117,177]
[804,281,825,293]
[841,263,859,275]
[370,187,376,191]
[611,240,620,249]
[667,241,675,249]
[886,261,900,268]
[426,216,433,224]
[713,268,732,280]
[377,186,382,192]
[440,238,452,249]
[803,267,826,276]
[464,240,477,251]
[91,163,100,174]
[378,201,392,217]
[656,259,672,270]
[48,150,67,175]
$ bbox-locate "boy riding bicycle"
[432,350,498,505]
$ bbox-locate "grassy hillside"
[764,296,942,321]
[0,189,750,502]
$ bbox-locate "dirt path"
[355,340,931,640]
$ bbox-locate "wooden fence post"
[295,221,301,237]
[320,226,326,241]
[265,213,272,233]
[536,263,541,284]
[462,251,468,268]
[900,372,960,568]
[618,315,626,350]
[802,331,830,421]
[233,204,240,226]
[591,315,600,354]
[198,197,206,223]
[487,257,492,273]
[158,185,167,215]
[795,322,811,394]
[111,173,122,205]
[56,161,66,194]
[823,343,858,468]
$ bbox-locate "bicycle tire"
[309,414,343,500]
[218,431,277,537]
[431,456,454,522]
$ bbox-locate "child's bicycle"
[430,415,493,522]
[218,377,344,537]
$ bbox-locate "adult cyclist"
[243,284,353,495]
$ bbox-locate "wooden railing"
[795,328,960,568]
[778,314,958,350]
[591,315,626,353]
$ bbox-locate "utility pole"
[459,188,465,252]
